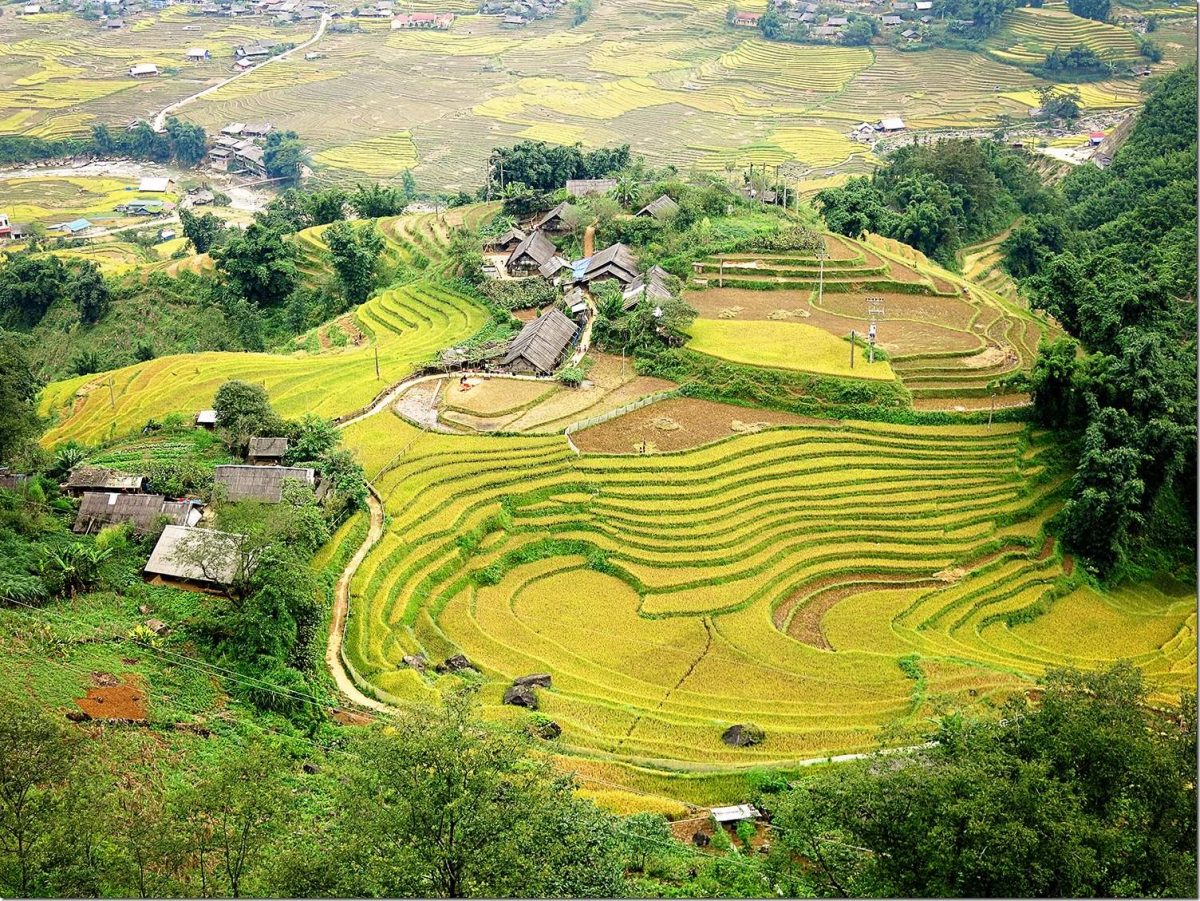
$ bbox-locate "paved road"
[152,13,331,132]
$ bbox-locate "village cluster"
[731,0,939,43]
[474,180,677,375]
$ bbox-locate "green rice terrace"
[35,207,1197,804]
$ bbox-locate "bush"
[557,366,585,387]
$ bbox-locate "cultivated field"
[37,208,492,444]
[1,1,1190,191]
[333,410,1195,785]
[686,232,1057,406]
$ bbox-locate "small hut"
[485,226,527,253]
[506,230,558,276]
[501,309,578,374]
[247,437,288,465]
[63,467,146,498]
[73,492,200,534]
[532,201,580,234]
[635,195,679,220]
[144,525,244,591]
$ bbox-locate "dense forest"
[814,139,1051,267]
[1013,65,1197,578]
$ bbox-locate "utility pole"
[865,296,884,365]
[989,390,996,429]
[108,377,115,409]
[374,342,380,380]
[817,247,827,307]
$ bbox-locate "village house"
[117,198,166,215]
[506,230,558,276]
[55,218,93,236]
[247,437,288,465]
[485,225,526,253]
[731,10,760,26]
[73,492,202,535]
[129,63,159,77]
[104,16,124,27]
[622,265,673,310]
[236,41,273,58]
[901,27,919,39]
[63,467,147,498]
[500,308,578,374]
[826,15,848,25]
[190,189,215,205]
[881,14,901,25]
[214,464,316,503]
[234,57,256,70]
[241,122,272,137]
[144,525,245,592]
[564,178,616,198]
[20,4,43,13]
[186,47,210,60]
[810,24,839,37]
[139,176,171,192]
[711,804,760,826]
[0,213,22,242]
[532,201,580,234]
[571,242,639,287]
[635,194,679,220]
[195,410,219,429]
[880,116,906,132]
[232,143,266,177]
[392,11,453,27]
[221,122,246,136]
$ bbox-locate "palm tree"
[613,178,638,208]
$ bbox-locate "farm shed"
[532,201,580,233]
[195,409,219,428]
[73,492,200,534]
[247,436,288,464]
[711,804,760,824]
[221,122,246,136]
[214,464,316,503]
[144,525,245,591]
[501,309,578,374]
[485,226,526,252]
[242,123,272,137]
[139,176,170,193]
[622,265,672,310]
[731,11,761,25]
[826,15,848,25]
[129,63,159,77]
[506,230,558,275]
[572,242,639,287]
[56,218,93,235]
[64,467,147,497]
[635,195,679,220]
[186,47,210,60]
[880,116,906,132]
[565,178,616,197]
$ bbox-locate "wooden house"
[63,467,147,498]
[505,230,558,276]
[532,201,580,234]
[144,525,244,592]
[247,437,288,465]
[572,242,639,287]
[73,492,201,534]
[501,309,578,374]
[485,226,526,253]
[622,265,673,310]
[564,178,616,198]
[635,195,679,220]
[213,464,315,503]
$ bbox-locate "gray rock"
[436,654,474,674]
[721,723,765,747]
[513,673,552,688]
[503,684,538,709]
[402,654,427,672]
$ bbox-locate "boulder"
[721,723,765,747]
[435,654,474,674]
[402,654,427,672]
[692,832,710,848]
[513,673,552,689]
[66,710,92,723]
[144,619,170,637]
[137,604,151,615]
[302,762,320,775]
[503,684,538,710]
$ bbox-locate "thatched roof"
[532,201,580,231]
[65,467,146,493]
[248,437,288,459]
[487,226,526,248]
[506,230,558,270]
[635,195,679,220]
[501,309,577,373]
[73,492,195,534]
[144,525,243,586]
[214,465,315,503]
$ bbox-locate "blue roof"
[64,218,92,232]
[569,258,590,280]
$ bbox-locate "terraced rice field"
[335,412,1195,778]
[687,232,1056,405]
[987,6,1143,64]
[37,210,490,445]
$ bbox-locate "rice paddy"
[331,410,1194,784]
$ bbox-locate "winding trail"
[152,13,331,132]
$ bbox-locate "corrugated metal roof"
[73,492,194,533]
[248,437,288,458]
[144,525,244,585]
[65,467,145,492]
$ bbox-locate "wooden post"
[850,330,855,369]
[374,342,380,380]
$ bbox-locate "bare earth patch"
[573,397,825,454]
[75,674,148,722]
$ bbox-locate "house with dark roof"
[622,265,673,310]
[506,230,558,275]
[73,492,201,534]
[501,309,578,374]
[532,201,580,234]
[63,467,147,497]
[635,195,679,220]
[213,465,315,502]
[485,226,526,253]
[572,243,640,287]
[144,525,245,591]
[247,437,288,465]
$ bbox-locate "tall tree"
[0,333,43,467]
[66,261,109,325]
[179,209,225,254]
[323,221,385,305]
[212,223,300,308]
